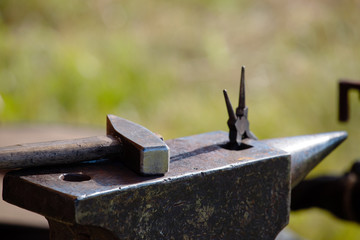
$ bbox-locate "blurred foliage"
[1,0,360,239]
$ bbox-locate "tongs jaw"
[223,66,257,149]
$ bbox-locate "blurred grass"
[1,0,360,239]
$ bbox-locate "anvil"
[2,131,346,240]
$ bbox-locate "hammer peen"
[0,115,169,175]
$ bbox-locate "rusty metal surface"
[3,131,291,240]
[339,79,360,122]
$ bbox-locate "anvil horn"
[261,131,348,188]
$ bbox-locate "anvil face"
[3,131,291,240]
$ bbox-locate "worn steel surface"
[2,130,348,239]
[3,131,291,240]
[106,115,169,175]
[0,115,169,175]
[261,131,347,188]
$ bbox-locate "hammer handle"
[0,136,122,169]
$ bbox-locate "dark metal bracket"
[339,80,360,122]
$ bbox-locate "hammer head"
[106,114,169,175]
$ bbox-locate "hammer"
[0,115,169,175]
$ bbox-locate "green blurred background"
[1,0,360,238]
